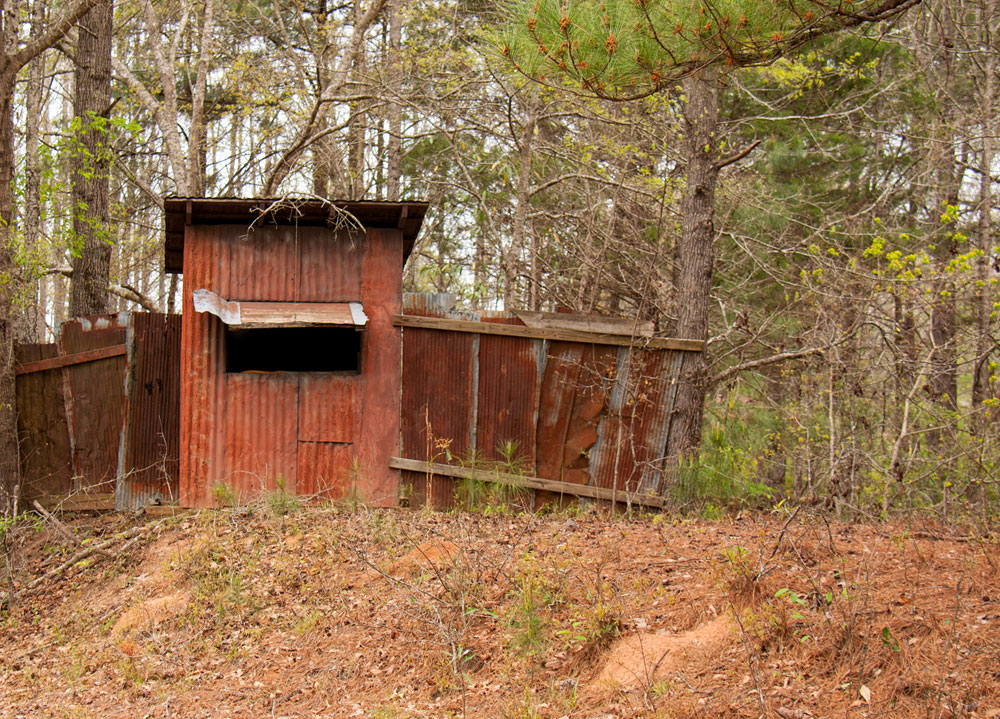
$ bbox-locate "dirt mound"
[112,591,190,635]
[388,539,459,576]
[593,614,732,690]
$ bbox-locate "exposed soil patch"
[0,508,997,718]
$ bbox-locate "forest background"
[0,0,996,525]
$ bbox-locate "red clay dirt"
[0,506,997,719]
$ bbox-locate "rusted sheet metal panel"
[299,375,357,443]
[591,348,671,497]
[227,225,298,301]
[59,316,127,494]
[400,326,476,508]
[116,312,182,509]
[635,350,683,493]
[534,343,617,507]
[475,316,538,467]
[297,442,353,498]
[299,228,364,301]
[535,342,584,482]
[180,225,230,507]
[15,343,74,501]
[399,298,477,509]
[223,373,299,498]
[355,228,404,506]
[398,468,454,510]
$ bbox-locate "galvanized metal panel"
[297,441,354,498]
[180,225,230,507]
[223,373,299,499]
[58,316,127,494]
[475,316,537,467]
[14,343,74,501]
[116,312,182,509]
[299,374,357,443]
[298,227,364,302]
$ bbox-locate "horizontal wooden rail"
[16,345,126,376]
[389,456,666,509]
[392,314,704,352]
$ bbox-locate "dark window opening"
[226,326,362,373]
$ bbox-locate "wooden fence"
[15,313,180,510]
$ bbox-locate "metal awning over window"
[193,289,368,329]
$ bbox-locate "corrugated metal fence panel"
[397,297,687,509]
[475,316,538,467]
[59,316,127,494]
[15,343,74,501]
[559,344,618,488]
[400,313,477,508]
[117,312,182,508]
[299,228,364,302]
[590,347,671,496]
[180,225,231,507]
[223,373,299,499]
[535,342,583,482]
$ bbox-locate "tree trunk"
[385,0,402,202]
[972,5,996,409]
[69,0,113,317]
[0,69,19,513]
[18,0,45,342]
[507,96,536,310]
[925,2,960,441]
[663,73,719,478]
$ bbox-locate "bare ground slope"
[1,506,997,718]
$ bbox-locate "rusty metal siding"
[15,343,74,501]
[397,305,690,509]
[180,225,230,507]
[299,375,357,443]
[223,373,299,498]
[590,347,671,496]
[299,228,364,301]
[400,326,476,508]
[59,317,127,493]
[475,316,538,467]
[179,217,407,508]
[297,441,353,498]
[355,228,404,506]
[116,312,182,509]
[227,225,298,301]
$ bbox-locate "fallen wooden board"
[389,456,666,509]
[392,314,703,352]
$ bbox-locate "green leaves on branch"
[496,0,919,99]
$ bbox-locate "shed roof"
[163,197,429,273]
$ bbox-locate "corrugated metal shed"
[172,199,427,508]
